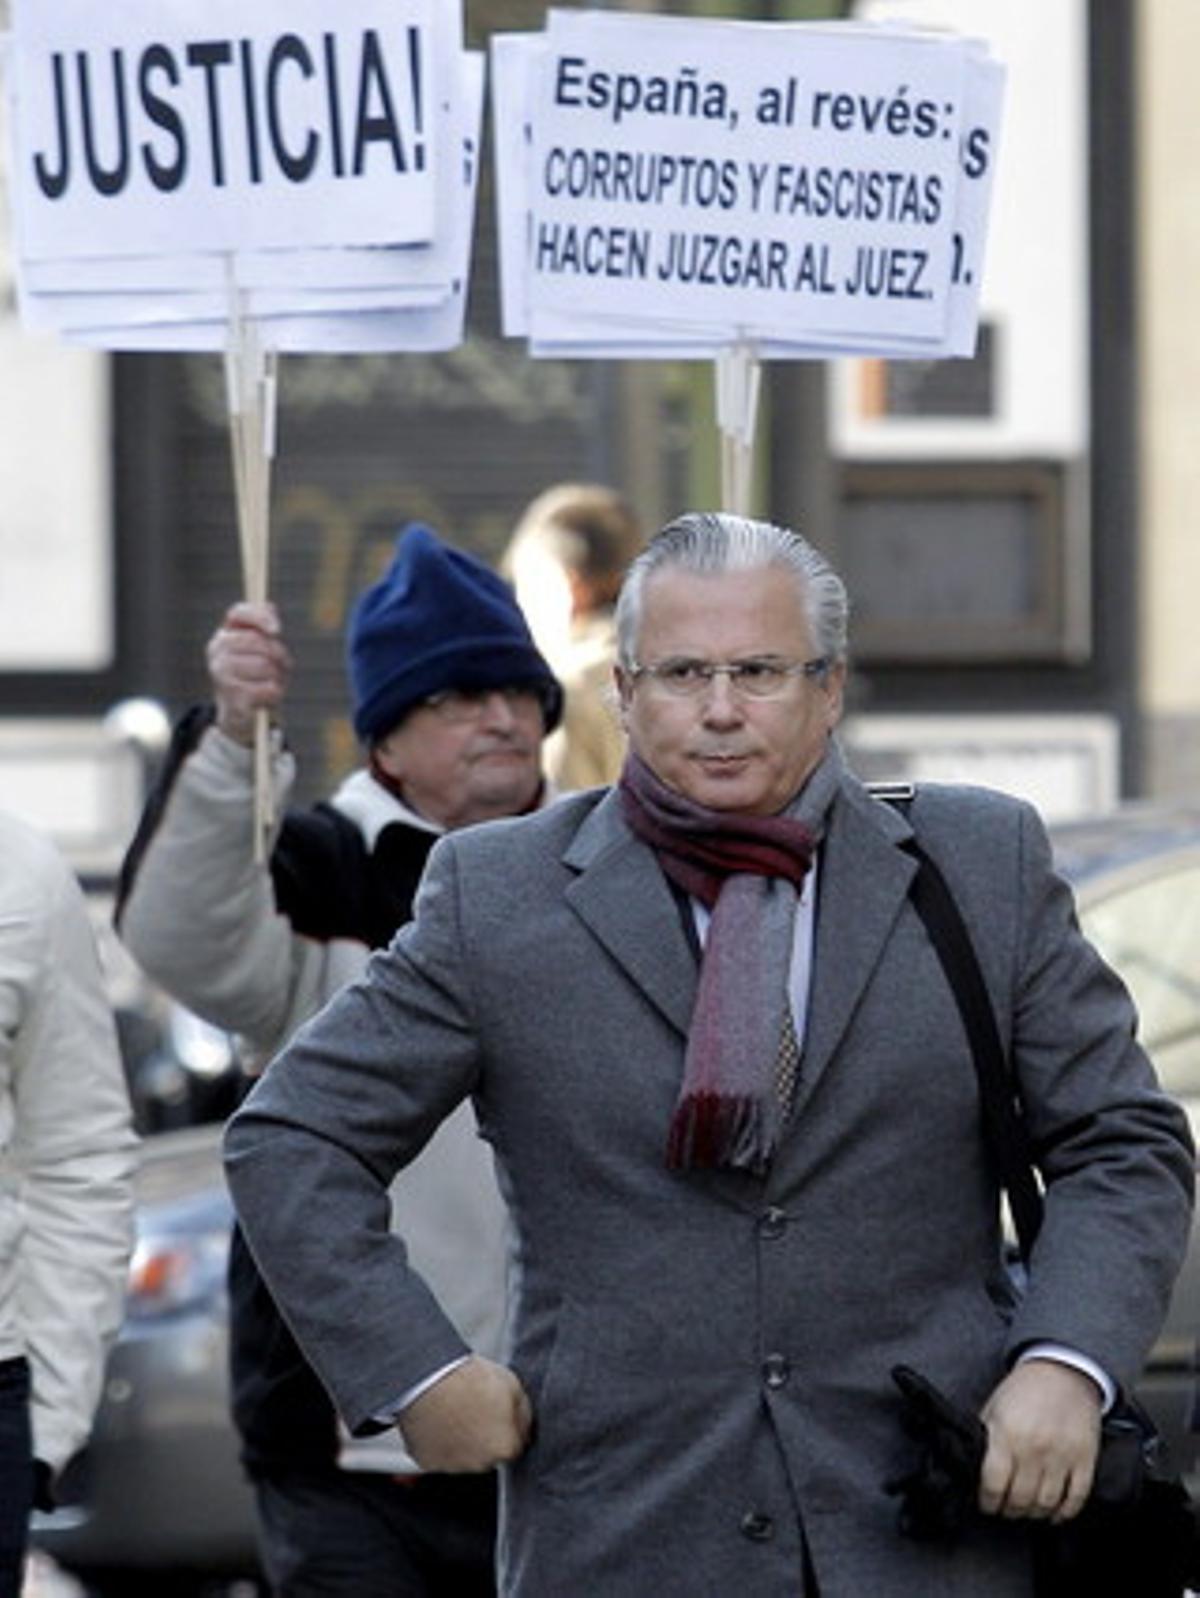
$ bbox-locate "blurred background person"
[115,524,562,1597]
[504,483,643,791]
[0,810,137,1598]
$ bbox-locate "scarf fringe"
[666,1092,775,1175]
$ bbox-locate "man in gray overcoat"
[224,512,1194,1596]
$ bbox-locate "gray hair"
[615,512,849,668]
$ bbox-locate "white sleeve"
[4,835,138,1472]
[1016,1342,1116,1412]
[119,725,305,1051]
[374,1356,473,1424]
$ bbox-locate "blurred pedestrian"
[116,524,562,1597]
[225,511,1192,1597]
[0,811,136,1598]
[504,483,643,790]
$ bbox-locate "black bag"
[1030,1403,1200,1597]
[888,825,1200,1597]
[888,1359,1200,1597]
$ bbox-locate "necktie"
[774,1004,801,1117]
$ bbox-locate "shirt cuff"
[373,1356,472,1425]
[1017,1342,1116,1412]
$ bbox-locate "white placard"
[524,10,969,345]
[18,279,444,334]
[941,50,1003,353]
[9,0,441,259]
[491,32,539,340]
[25,242,449,295]
[65,49,484,354]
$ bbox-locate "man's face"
[374,688,545,831]
[616,565,845,816]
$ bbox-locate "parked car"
[1049,802,1200,1490]
[32,802,1200,1588]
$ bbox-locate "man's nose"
[698,673,744,723]
[479,690,520,730]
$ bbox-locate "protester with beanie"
[115,524,562,1597]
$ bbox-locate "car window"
[1080,862,1200,1112]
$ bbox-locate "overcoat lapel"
[785,781,918,1124]
[559,779,919,1131]
[562,790,697,1038]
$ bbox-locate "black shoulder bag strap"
[900,836,1044,1259]
[870,785,1045,1259]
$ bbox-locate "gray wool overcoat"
[224,770,1194,1597]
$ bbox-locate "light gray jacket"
[0,812,137,1472]
[225,773,1194,1596]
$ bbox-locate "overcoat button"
[740,1511,775,1541]
[760,1206,786,1239]
[763,1353,790,1389]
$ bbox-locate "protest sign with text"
[10,0,440,260]
[493,12,1005,360]
[527,10,973,346]
[64,51,484,354]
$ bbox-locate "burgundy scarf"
[619,746,842,1174]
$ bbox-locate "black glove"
[32,1459,56,1514]
[886,1363,987,1543]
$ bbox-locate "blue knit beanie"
[347,524,563,743]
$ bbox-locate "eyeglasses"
[420,686,543,724]
[627,656,831,700]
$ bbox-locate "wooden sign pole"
[715,335,762,517]
[224,261,279,864]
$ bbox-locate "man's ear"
[372,734,404,783]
